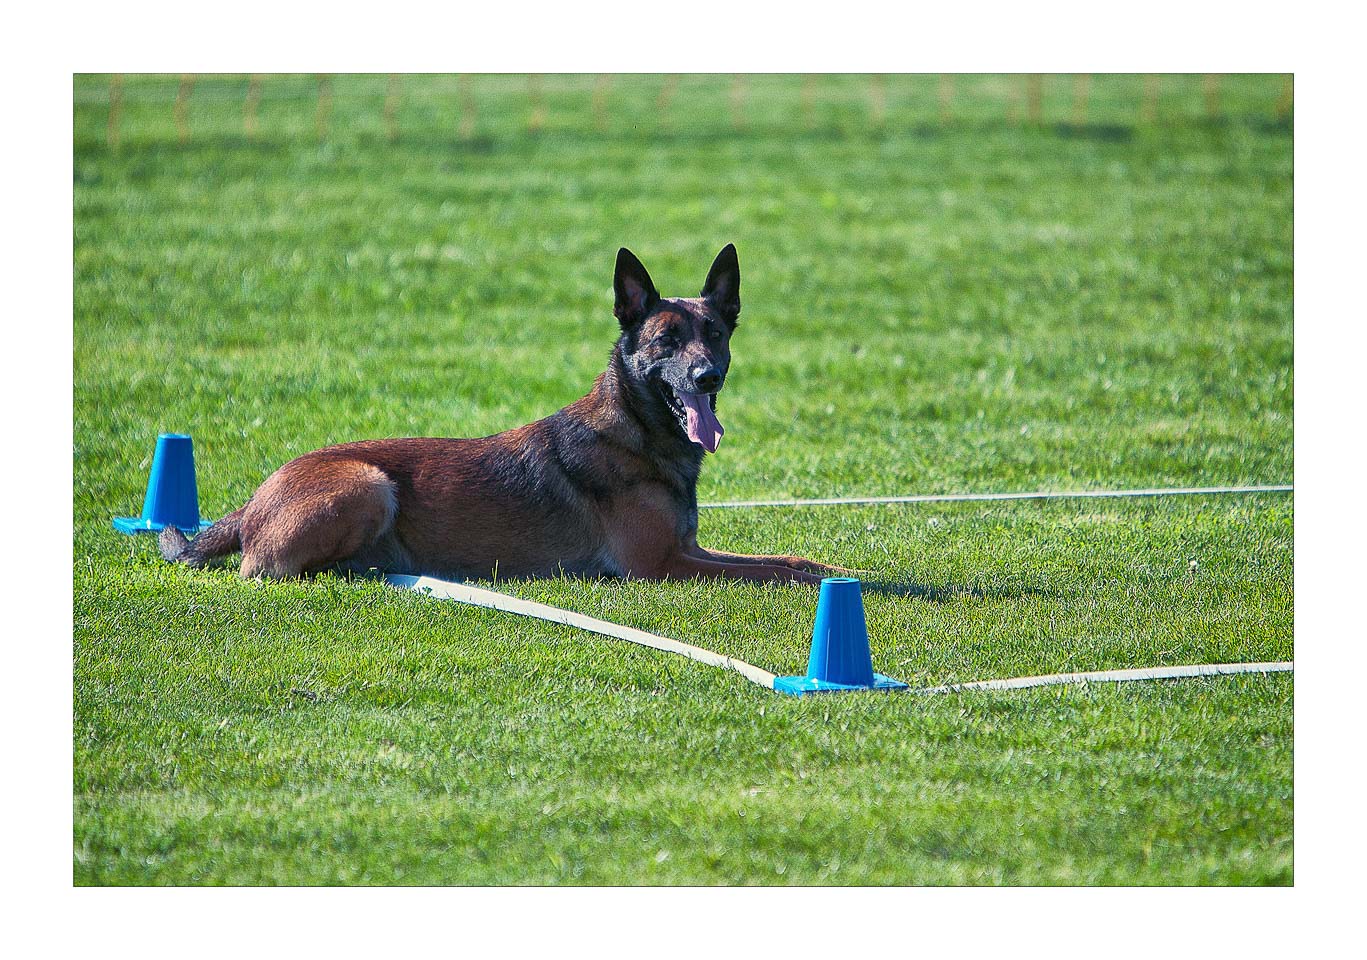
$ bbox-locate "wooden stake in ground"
[244,74,262,141]
[175,74,194,145]
[938,73,954,124]
[528,74,545,135]
[459,74,476,140]
[730,74,747,131]
[592,74,610,132]
[316,74,333,141]
[1141,74,1160,125]
[1203,73,1221,121]
[1275,75,1294,122]
[1072,73,1090,127]
[656,74,678,131]
[107,74,123,151]
[1026,73,1043,125]
[868,73,887,129]
[384,74,401,142]
[801,74,817,130]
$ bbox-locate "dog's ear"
[701,243,740,325]
[613,248,660,329]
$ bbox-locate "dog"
[160,245,848,585]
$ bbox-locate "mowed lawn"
[73,74,1293,884]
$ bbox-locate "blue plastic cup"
[773,577,908,695]
[113,433,212,534]
[806,577,876,686]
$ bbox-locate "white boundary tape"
[386,574,1292,697]
[386,574,778,688]
[915,660,1293,694]
[701,483,1293,509]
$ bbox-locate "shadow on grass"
[858,574,1049,603]
[75,112,1293,161]
[1050,122,1134,143]
[381,567,1043,605]
[858,568,1049,604]
[160,556,1046,608]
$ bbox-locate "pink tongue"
[678,392,725,453]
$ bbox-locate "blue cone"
[774,577,908,695]
[113,433,214,534]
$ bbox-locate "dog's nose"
[691,365,723,393]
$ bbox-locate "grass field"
[73,74,1293,885]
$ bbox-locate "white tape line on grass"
[386,574,778,688]
[915,660,1294,694]
[387,574,1291,696]
[701,483,1293,509]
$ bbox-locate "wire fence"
[79,73,1293,151]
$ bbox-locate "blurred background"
[74,73,1293,522]
[78,73,1292,146]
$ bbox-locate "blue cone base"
[113,516,214,535]
[773,672,909,696]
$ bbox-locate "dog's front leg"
[609,493,825,584]
[687,544,862,577]
[659,551,825,585]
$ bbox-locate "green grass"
[74,74,1293,885]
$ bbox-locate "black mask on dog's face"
[613,246,740,453]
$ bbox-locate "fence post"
[1203,73,1221,121]
[657,74,678,132]
[107,74,123,151]
[175,74,194,145]
[1141,74,1160,125]
[1026,73,1043,125]
[868,73,886,129]
[1072,73,1090,127]
[459,74,476,140]
[384,74,401,142]
[316,74,333,141]
[1275,75,1294,122]
[592,74,610,132]
[938,74,954,125]
[730,74,747,131]
[244,74,262,141]
[528,74,545,135]
[801,74,817,130]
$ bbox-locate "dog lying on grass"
[162,245,848,584]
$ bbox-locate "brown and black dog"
[160,245,848,585]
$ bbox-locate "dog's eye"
[708,328,722,342]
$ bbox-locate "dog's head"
[613,244,740,453]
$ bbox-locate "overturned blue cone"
[774,577,909,696]
[113,433,214,534]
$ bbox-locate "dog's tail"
[159,507,245,568]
